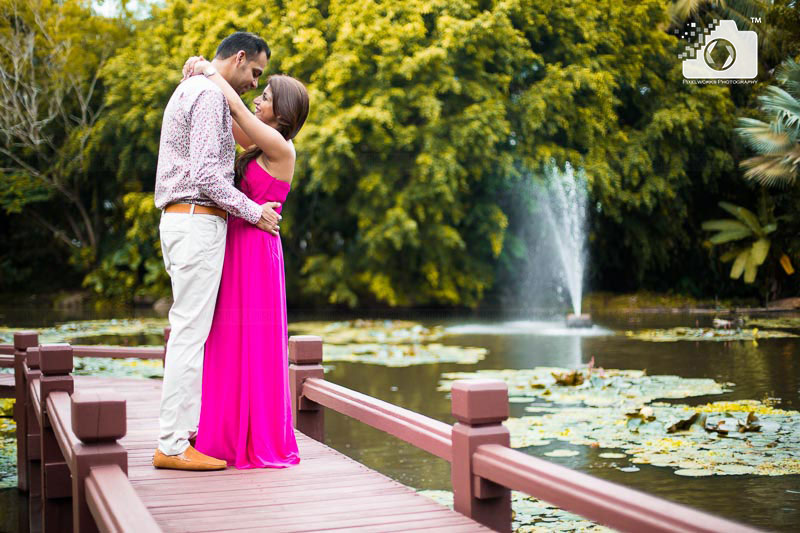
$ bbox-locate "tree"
[83,192,169,302]
[95,0,525,307]
[495,0,741,293]
[0,0,129,268]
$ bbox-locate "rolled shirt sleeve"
[188,89,262,225]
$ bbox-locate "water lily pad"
[2,319,486,368]
[745,317,800,330]
[322,342,486,367]
[417,489,612,532]
[441,367,798,478]
[544,449,579,457]
[0,318,169,345]
[289,320,485,366]
[0,399,17,489]
[717,464,755,475]
[439,367,729,407]
[289,319,445,345]
[618,466,640,473]
[74,357,164,379]
[599,453,626,459]
[624,327,796,342]
[674,468,714,477]
[504,398,800,477]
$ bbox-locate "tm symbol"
[750,17,762,23]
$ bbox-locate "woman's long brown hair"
[234,75,309,188]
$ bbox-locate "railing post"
[288,335,324,442]
[71,390,127,533]
[163,326,171,369]
[39,344,75,532]
[25,345,42,532]
[450,380,512,533]
[13,331,37,493]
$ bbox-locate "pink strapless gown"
[196,159,300,469]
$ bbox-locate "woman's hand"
[181,56,209,81]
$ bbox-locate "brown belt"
[164,203,227,220]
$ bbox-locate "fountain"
[540,162,592,328]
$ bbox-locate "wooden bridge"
[0,331,760,533]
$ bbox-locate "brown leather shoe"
[152,445,227,471]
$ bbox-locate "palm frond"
[751,238,770,265]
[786,143,800,167]
[708,228,754,244]
[701,219,749,232]
[776,58,800,99]
[740,154,798,187]
[730,248,749,280]
[720,246,746,263]
[736,118,794,154]
[744,248,759,283]
[717,201,763,234]
[759,86,800,139]
[668,0,707,24]
[668,0,761,30]
[723,0,766,25]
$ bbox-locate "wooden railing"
[288,335,761,533]
[1,326,170,363]
[12,331,160,533]
[6,329,763,532]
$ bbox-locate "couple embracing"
[152,32,309,471]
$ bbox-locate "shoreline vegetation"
[2,290,795,317]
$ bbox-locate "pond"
[0,304,798,531]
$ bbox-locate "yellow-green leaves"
[703,202,775,284]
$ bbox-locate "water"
[1,306,799,531]
[539,162,588,316]
[321,311,800,532]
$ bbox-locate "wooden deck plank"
[55,374,490,531]
[159,509,483,533]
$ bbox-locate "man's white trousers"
[157,211,227,456]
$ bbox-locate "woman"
[184,56,309,469]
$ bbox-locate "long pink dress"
[195,159,300,469]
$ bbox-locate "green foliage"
[498,0,739,291]
[737,58,800,187]
[702,201,776,283]
[3,0,799,304]
[0,0,130,269]
[83,192,168,302]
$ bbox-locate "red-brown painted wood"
[450,380,512,533]
[39,344,74,532]
[288,336,324,442]
[85,464,160,533]
[71,346,165,360]
[473,443,758,533]
[28,374,488,532]
[8,337,762,533]
[302,377,453,460]
[13,332,37,493]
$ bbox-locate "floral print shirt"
[154,76,262,224]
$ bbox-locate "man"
[152,32,280,471]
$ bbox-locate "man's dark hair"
[215,32,271,61]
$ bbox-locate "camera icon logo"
[681,20,757,79]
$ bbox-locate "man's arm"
[189,89,280,232]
